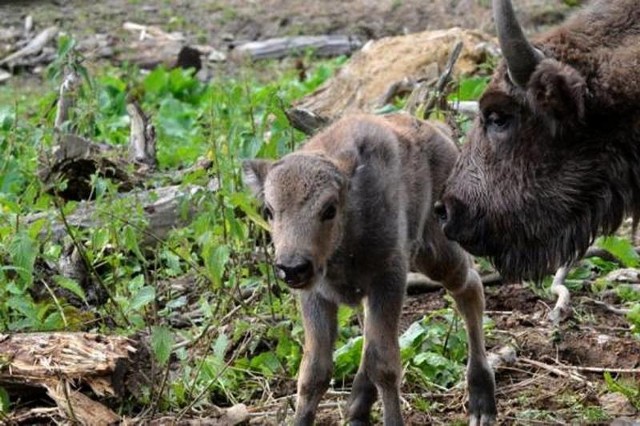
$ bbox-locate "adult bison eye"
[321,203,337,221]
[485,111,511,132]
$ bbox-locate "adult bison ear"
[527,59,587,122]
[242,159,273,199]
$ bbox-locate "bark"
[0,332,139,424]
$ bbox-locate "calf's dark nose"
[276,257,314,288]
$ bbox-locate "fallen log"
[0,332,135,393]
[30,178,218,246]
[118,22,212,71]
[39,133,138,201]
[287,28,496,133]
[232,35,362,61]
[0,332,137,424]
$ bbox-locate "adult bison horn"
[493,0,544,87]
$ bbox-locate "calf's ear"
[527,59,587,122]
[242,159,273,199]
[333,149,358,178]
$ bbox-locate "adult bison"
[438,0,640,280]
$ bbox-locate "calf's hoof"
[468,364,497,425]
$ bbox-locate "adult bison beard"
[441,145,638,283]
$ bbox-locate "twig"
[560,365,640,374]
[584,298,630,315]
[54,68,80,132]
[40,279,68,328]
[419,40,463,119]
[127,101,157,169]
[519,357,592,386]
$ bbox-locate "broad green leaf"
[596,236,640,267]
[128,285,155,312]
[399,320,427,349]
[0,386,9,413]
[56,34,76,58]
[9,231,37,286]
[123,225,144,260]
[151,325,174,366]
[213,333,229,361]
[229,193,269,231]
[143,67,170,97]
[333,336,363,378]
[204,244,230,288]
[249,351,280,376]
[54,275,87,303]
[451,77,489,101]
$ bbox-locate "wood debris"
[287,27,497,132]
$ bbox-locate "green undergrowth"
[0,35,638,421]
[0,38,480,418]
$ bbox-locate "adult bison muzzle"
[439,0,640,281]
[243,114,496,425]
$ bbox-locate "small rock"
[208,49,227,62]
[599,392,637,417]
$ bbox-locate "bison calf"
[243,114,496,425]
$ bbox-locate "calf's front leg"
[294,291,338,426]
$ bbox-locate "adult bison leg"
[294,292,338,426]
[416,223,497,425]
[349,257,405,426]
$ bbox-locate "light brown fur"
[244,113,496,425]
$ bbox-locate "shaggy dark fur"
[440,0,640,281]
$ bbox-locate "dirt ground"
[2,0,638,425]
[2,0,574,50]
[298,282,639,425]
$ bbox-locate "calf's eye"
[321,204,337,221]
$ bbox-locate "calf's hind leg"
[415,224,497,425]
[348,260,405,426]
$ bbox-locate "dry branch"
[0,26,58,68]
[45,381,121,425]
[406,40,463,118]
[127,101,157,169]
[27,178,217,257]
[54,68,81,131]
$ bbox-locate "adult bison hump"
[440,0,640,281]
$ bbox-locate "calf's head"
[440,0,632,280]
[243,151,355,289]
